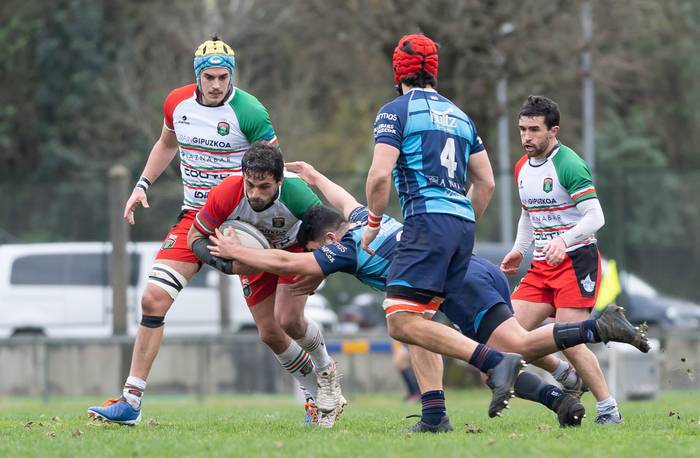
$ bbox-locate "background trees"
[1,0,698,301]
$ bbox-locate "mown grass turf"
[1,390,699,457]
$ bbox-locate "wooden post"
[109,165,130,336]
[109,165,132,384]
[218,271,232,334]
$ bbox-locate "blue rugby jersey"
[373,88,485,222]
[312,206,401,291]
[312,206,504,323]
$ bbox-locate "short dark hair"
[297,206,346,248]
[519,95,560,129]
[400,72,438,89]
[241,141,284,182]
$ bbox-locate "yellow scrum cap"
[194,39,235,57]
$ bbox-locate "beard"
[524,139,550,157]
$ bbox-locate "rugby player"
[208,161,649,430]
[501,95,622,424]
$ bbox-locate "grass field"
[1,390,699,458]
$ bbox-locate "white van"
[0,242,337,338]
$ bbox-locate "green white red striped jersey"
[514,143,598,261]
[164,84,278,210]
[193,172,321,249]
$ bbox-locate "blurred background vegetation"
[1,0,699,304]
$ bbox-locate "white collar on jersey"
[528,142,561,166]
[404,87,438,94]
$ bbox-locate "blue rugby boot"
[87,397,141,425]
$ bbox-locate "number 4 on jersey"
[440,137,457,179]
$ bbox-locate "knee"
[278,314,306,339]
[141,287,172,317]
[258,324,288,350]
[387,317,409,343]
[562,345,587,360]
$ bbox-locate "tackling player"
[501,95,621,424]
[207,161,649,429]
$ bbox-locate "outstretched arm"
[285,161,361,219]
[123,125,179,224]
[208,228,324,276]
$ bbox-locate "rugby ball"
[218,220,270,249]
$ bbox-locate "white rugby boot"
[315,360,344,413]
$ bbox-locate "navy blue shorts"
[386,213,475,296]
[439,255,515,341]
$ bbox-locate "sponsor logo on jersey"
[182,135,232,148]
[176,115,190,125]
[430,108,457,128]
[320,245,336,263]
[162,235,177,250]
[581,274,596,293]
[527,197,558,205]
[272,217,285,228]
[374,123,397,136]
[543,177,553,193]
[376,112,398,121]
[217,121,230,136]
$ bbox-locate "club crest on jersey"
[162,235,177,250]
[272,217,285,228]
[242,279,251,297]
[543,177,554,193]
[217,121,230,136]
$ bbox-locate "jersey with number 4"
[373,88,485,222]
[514,143,598,261]
[164,84,278,211]
[193,172,321,249]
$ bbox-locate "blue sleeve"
[373,101,404,149]
[347,206,368,224]
[469,120,485,154]
[312,237,358,276]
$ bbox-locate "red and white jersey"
[514,143,598,261]
[164,83,278,210]
[193,173,322,249]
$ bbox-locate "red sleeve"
[513,154,528,185]
[193,176,245,236]
[163,84,197,130]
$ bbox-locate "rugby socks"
[275,341,318,400]
[400,368,421,398]
[122,376,146,409]
[421,390,447,425]
[514,371,563,411]
[552,360,579,388]
[296,319,333,371]
[596,396,619,417]
[469,344,505,373]
[552,320,601,350]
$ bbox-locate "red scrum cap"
[392,34,439,84]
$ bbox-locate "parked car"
[0,242,337,338]
[616,269,700,329]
